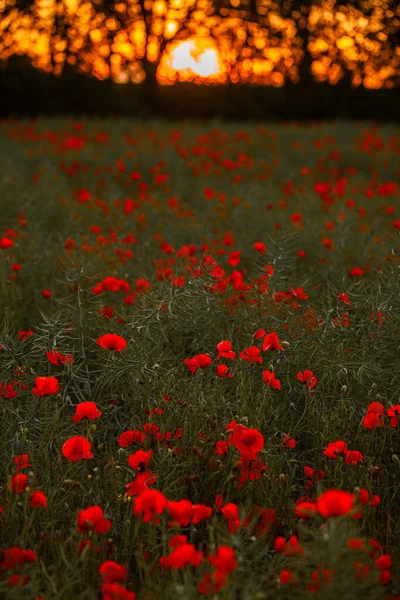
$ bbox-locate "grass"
[0,117,399,600]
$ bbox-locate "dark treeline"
[1,55,400,120]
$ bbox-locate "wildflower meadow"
[0,118,399,600]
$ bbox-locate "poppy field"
[0,118,399,599]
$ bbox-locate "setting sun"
[159,37,223,83]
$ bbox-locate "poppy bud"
[341,385,347,394]
[89,424,97,435]
[376,393,381,400]
[281,341,290,347]
[392,454,400,464]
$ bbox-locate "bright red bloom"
[62,436,93,461]
[316,490,355,518]
[77,506,112,534]
[128,449,152,470]
[11,474,28,494]
[0,547,37,570]
[344,450,363,465]
[262,370,281,390]
[191,504,213,524]
[350,267,364,277]
[216,340,236,360]
[118,430,145,447]
[215,440,228,455]
[184,353,212,373]
[101,583,136,600]
[99,560,128,584]
[72,401,102,422]
[297,370,317,388]
[46,350,73,366]
[133,489,168,523]
[208,546,237,574]
[295,501,316,518]
[30,491,48,508]
[32,376,60,396]
[216,364,233,379]
[388,404,400,428]
[13,454,31,470]
[124,471,157,496]
[96,333,127,352]
[262,332,283,352]
[253,328,266,339]
[323,440,348,459]
[167,500,193,528]
[240,346,262,364]
[160,543,203,569]
[375,555,392,570]
[363,412,384,429]
[19,330,33,341]
[220,503,241,533]
[282,433,296,449]
[253,241,267,254]
[279,570,299,585]
[0,237,13,249]
[232,425,264,459]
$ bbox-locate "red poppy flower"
[262,370,281,390]
[0,548,37,570]
[240,346,262,364]
[253,241,267,254]
[101,583,136,600]
[297,370,317,388]
[388,404,400,428]
[133,489,168,523]
[46,350,74,366]
[32,376,60,396]
[375,555,392,570]
[316,490,355,518]
[262,332,283,352]
[295,501,316,518]
[350,267,364,277]
[167,500,193,528]
[77,506,111,534]
[160,543,203,569]
[184,354,212,374]
[72,402,102,422]
[13,454,31,470]
[191,504,213,524]
[253,328,266,340]
[0,237,13,249]
[208,546,237,574]
[279,570,299,585]
[96,334,127,352]
[363,412,384,429]
[62,436,93,461]
[11,474,28,494]
[128,449,152,470]
[220,503,241,533]
[216,340,236,360]
[282,433,296,449]
[232,425,264,459]
[216,364,233,379]
[323,440,348,459]
[118,430,146,447]
[30,491,48,508]
[344,450,363,465]
[99,560,128,584]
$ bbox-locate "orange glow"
[160,37,223,82]
[0,0,398,88]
